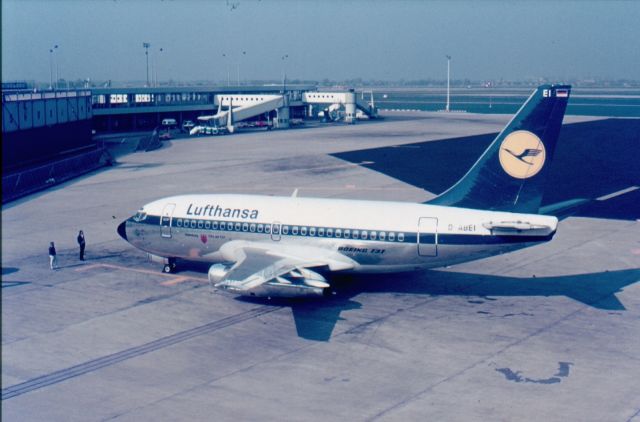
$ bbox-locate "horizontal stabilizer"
[539,198,591,220]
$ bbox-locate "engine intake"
[208,263,234,284]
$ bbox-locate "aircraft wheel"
[163,264,173,273]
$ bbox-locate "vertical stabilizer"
[428,84,570,213]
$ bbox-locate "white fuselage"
[123,194,558,272]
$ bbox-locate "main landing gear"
[163,258,177,273]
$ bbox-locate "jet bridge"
[194,94,287,133]
[302,91,378,122]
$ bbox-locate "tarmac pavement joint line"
[364,295,615,421]
[0,305,282,401]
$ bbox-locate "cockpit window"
[133,210,147,222]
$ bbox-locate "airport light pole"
[143,42,151,87]
[281,54,289,93]
[49,44,58,90]
[237,51,246,86]
[222,53,230,86]
[446,55,451,112]
[154,47,163,87]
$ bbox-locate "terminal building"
[90,84,377,133]
[2,82,377,202]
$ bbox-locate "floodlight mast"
[446,55,451,112]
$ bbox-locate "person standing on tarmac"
[77,230,86,261]
[49,242,58,270]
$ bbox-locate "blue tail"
[428,84,571,213]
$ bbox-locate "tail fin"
[428,84,570,213]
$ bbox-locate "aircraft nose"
[117,221,128,241]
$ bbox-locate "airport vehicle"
[182,120,195,132]
[118,85,571,298]
[161,118,177,127]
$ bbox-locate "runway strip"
[1,305,281,400]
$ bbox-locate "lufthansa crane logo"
[498,130,546,179]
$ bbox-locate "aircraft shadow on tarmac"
[237,268,640,342]
[333,118,640,221]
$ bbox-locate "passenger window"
[318,228,325,237]
[197,220,203,229]
[361,231,368,240]
[389,232,395,241]
[235,222,241,231]
[343,229,350,239]
[265,225,271,234]
[272,225,280,235]
[326,228,333,237]
[219,221,226,230]
[379,232,386,241]
[309,227,316,236]
[335,229,342,238]
[301,227,307,236]
[292,226,299,235]
[282,226,289,235]
[213,221,219,230]
[398,233,405,242]
[352,230,359,239]
[242,223,248,232]
[257,224,264,233]
[205,221,211,229]
[370,231,377,240]
[250,224,256,232]
[176,219,183,227]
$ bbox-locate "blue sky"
[2,0,639,83]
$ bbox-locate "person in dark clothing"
[77,230,86,261]
[49,242,58,270]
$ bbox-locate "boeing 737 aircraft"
[118,85,571,298]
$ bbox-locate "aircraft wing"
[212,241,357,297]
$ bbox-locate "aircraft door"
[160,203,176,238]
[271,222,281,241]
[418,217,438,256]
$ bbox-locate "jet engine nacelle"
[208,263,234,284]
